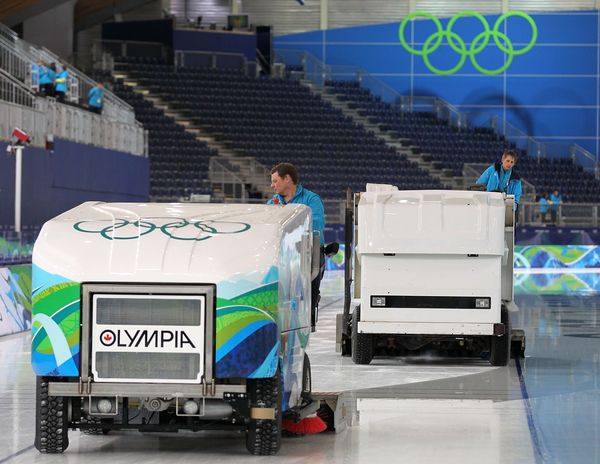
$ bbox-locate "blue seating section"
[109,78,214,200]
[326,80,600,202]
[123,63,442,198]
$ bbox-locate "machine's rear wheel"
[351,306,374,365]
[490,306,511,366]
[34,377,69,453]
[246,368,282,455]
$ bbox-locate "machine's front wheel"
[34,377,69,453]
[246,369,282,455]
[490,306,511,366]
[351,306,374,365]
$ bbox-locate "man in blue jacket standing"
[268,162,325,330]
[477,149,522,211]
[39,62,56,97]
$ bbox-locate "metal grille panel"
[95,296,202,326]
[415,1,503,16]
[329,0,410,29]
[244,0,320,35]
[95,352,200,380]
[509,1,597,11]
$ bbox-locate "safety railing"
[519,202,599,227]
[99,39,168,61]
[0,22,17,43]
[0,36,31,84]
[209,157,249,201]
[0,98,146,156]
[323,199,345,224]
[0,72,36,107]
[174,50,256,76]
[0,22,137,125]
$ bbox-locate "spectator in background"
[54,65,68,102]
[550,189,562,224]
[39,62,56,97]
[87,83,104,114]
[476,149,522,211]
[538,192,549,223]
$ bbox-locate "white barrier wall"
[0,265,31,337]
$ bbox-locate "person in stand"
[39,62,56,97]
[538,192,549,223]
[477,149,522,212]
[550,189,562,224]
[268,162,325,331]
[87,83,104,114]
[54,65,69,102]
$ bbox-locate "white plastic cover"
[358,190,505,256]
[33,202,311,283]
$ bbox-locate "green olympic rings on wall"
[398,10,538,76]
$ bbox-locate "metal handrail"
[0,22,17,43]
[173,50,255,75]
[518,201,599,227]
[0,97,146,156]
[0,70,36,107]
[209,157,249,200]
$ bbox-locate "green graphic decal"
[73,218,251,241]
[399,10,538,76]
[32,265,81,376]
[215,282,279,378]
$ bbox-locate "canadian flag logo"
[100,329,116,346]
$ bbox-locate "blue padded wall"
[0,139,149,226]
[275,10,600,161]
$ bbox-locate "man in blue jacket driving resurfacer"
[477,149,522,212]
[268,162,331,331]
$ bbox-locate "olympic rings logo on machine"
[398,11,538,75]
[73,218,251,241]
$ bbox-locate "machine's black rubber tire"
[81,415,103,435]
[351,306,374,365]
[246,369,282,455]
[490,306,511,366]
[34,377,69,453]
[302,352,311,397]
[81,415,112,435]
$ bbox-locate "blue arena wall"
[0,139,149,226]
[275,10,600,163]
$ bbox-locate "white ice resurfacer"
[337,185,525,366]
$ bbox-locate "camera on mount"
[6,127,32,154]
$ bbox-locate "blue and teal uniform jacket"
[477,162,522,210]
[87,86,104,109]
[268,184,325,245]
